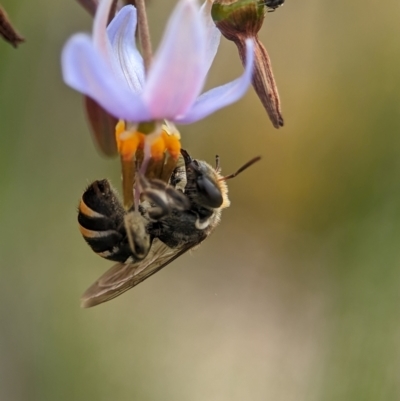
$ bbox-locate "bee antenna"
[215,155,220,171]
[220,156,262,181]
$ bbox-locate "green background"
[1,0,400,400]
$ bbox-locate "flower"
[61,0,254,160]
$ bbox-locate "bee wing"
[81,239,195,308]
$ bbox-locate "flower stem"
[135,0,152,72]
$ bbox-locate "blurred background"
[1,0,400,400]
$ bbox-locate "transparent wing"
[81,239,195,308]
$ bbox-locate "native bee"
[264,0,285,12]
[78,149,260,308]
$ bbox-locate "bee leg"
[170,164,187,192]
[138,175,190,221]
[138,175,171,219]
[124,211,151,260]
[165,186,190,210]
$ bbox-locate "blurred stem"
[136,0,152,72]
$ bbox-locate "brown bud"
[0,6,24,48]
[212,0,284,128]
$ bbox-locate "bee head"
[181,149,226,209]
[181,149,261,211]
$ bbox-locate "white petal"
[176,39,255,124]
[199,0,221,76]
[107,6,145,94]
[143,0,207,119]
[62,34,150,121]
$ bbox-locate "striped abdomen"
[78,180,132,262]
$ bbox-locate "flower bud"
[212,0,284,128]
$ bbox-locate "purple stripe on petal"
[143,0,207,120]
[176,39,255,124]
[107,5,145,94]
[62,34,150,122]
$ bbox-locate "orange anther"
[150,135,166,161]
[115,123,144,161]
[115,122,181,162]
[115,120,126,136]
[162,130,181,159]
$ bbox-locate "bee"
[78,149,261,308]
[264,0,285,12]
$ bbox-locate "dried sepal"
[75,0,98,17]
[84,96,118,157]
[236,36,283,128]
[75,0,118,22]
[0,6,24,48]
[123,0,151,6]
[212,0,284,128]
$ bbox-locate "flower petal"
[93,0,114,58]
[199,0,221,77]
[143,0,207,119]
[62,34,150,121]
[107,5,145,94]
[176,39,255,124]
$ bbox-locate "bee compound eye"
[197,175,223,208]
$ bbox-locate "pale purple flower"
[61,0,254,125]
